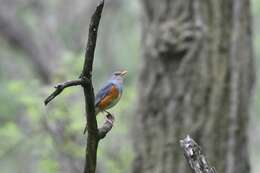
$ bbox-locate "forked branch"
[81,1,105,172]
[44,1,111,173]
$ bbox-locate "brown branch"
[81,1,105,173]
[81,0,104,79]
[44,1,110,173]
[44,79,84,105]
[180,135,217,173]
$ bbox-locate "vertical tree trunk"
[132,1,255,173]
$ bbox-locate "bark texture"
[180,135,216,173]
[133,1,255,173]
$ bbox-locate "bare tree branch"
[44,79,84,105]
[81,0,104,79]
[180,135,217,173]
[81,1,105,173]
[44,1,110,173]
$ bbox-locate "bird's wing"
[95,82,115,106]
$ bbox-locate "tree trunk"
[132,1,255,173]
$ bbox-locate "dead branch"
[44,79,84,105]
[180,135,217,173]
[44,1,111,173]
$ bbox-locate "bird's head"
[111,70,127,84]
[113,70,128,77]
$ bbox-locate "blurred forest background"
[0,0,259,173]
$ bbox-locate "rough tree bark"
[133,1,255,173]
[180,135,216,173]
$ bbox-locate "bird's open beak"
[120,70,128,77]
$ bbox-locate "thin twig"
[44,79,84,105]
[180,135,217,173]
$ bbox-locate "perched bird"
[83,70,127,134]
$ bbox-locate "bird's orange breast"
[98,85,120,110]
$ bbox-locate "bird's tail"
[83,107,100,134]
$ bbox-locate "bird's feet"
[83,124,88,134]
[83,111,114,134]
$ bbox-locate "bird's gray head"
[111,70,127,85]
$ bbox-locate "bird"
[83,70,127,134]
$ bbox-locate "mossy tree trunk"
[132,1,255,173]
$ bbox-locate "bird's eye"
[114,72,121,75]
